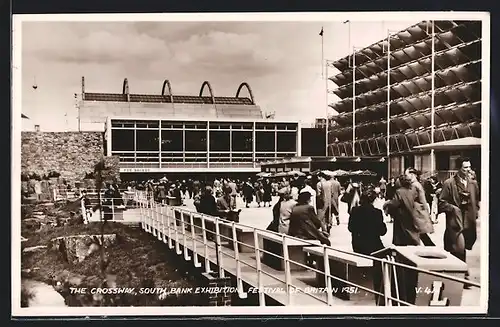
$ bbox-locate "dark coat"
[348,204,387,255]
[438,174,479,256]
[411,181,434,235]
[288,204,330,246]
[385,187,421,246]
[262,181,273,202]
[197,194,218,217]
[385,183,397,200]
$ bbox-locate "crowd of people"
[127,156,479,302]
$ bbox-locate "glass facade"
[110,119,298,169]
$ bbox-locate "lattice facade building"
[328,20,482,179]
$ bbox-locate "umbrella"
[361,170,377,176]
[256,172,272,178]
[289,171,306,177]
[331,169,348,176]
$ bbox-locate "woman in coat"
[262,179,273,207]
[348,186,387,306]
[288,192,331,246]
[348,186,387,255]
[383,176,421,246]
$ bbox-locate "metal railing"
[80,193,140,223]
[134,190,480,307]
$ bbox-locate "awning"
[414,137,481,151]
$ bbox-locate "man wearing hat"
[316,172,332,234]
[288,191,330,246]
[216,184,239,222]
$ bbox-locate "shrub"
[48,171,61,178]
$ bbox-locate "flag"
[319,27,323,36]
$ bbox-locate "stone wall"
[21,132,105,182]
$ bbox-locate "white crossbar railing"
[133,190,480,307]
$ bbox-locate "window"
[161,130,183,151]
[277,132,296,152]
[209,131,230,151]
[232,131,253,152]
[111,129,134,151]
[136,130,159,151]
[256,132,275,152]
[185,131,207,151]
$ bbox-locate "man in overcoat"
[438,157,479,288]
[330,176,342,227]
[316,173,332,232]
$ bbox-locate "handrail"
[134,190,479,307]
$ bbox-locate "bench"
[303,246,375,303]
[259,232,321,271]
[217,221,255,253]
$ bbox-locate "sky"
[19,17,416,131]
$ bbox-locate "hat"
[170,184,176,189]
[297,191,312,203]
[277,187,289,196]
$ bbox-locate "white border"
[12,11,490,316]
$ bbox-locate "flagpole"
[321,27,330,157]
[352,46,356,157]
[430,20,435,174]
[321,27,328,157]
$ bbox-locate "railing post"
[158,204,163,241]
[160,204,167,244]
[173,208,181,255]
[166,206,173,249]
[232,222,247,299]
[181,210,191,261]
[146,199,151,233]
[190,213,202,268]
[152,202,158,237]
[201,215,213,274]
[323,245,334,306]
[282,235,292,306]
[389,255,401,306]
[382,258,392,306]
[215,218,225,278]
[253,229,265,306]
[140,195,146,230]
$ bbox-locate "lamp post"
[430,20,436,174]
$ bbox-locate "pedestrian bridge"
[80,190,481,308]
[129,192,480,308]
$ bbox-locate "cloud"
[22,22,170,64]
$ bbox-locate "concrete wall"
[78,101,263,132]
[21,132,105,182]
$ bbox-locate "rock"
[50,234,117,264]
[22,219,41,231]
[23,245,48,253]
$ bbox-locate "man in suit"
[316,172,332,234]
[330,176,342,227]
[439,157,479,289]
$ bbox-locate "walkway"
[87,194,481,306]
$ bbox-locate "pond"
[22,279,67,307]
